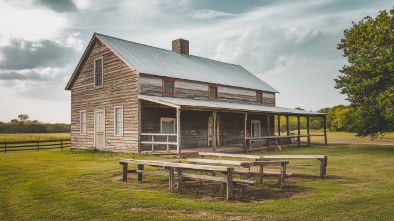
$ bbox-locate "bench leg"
[176,168,182,192]
[169,167,175,191]
[320,156,328,178]
[259,165,264,186]
[279,163,286,188]
[137,164,144,182]
[226,169,234,200]
[241,174,247,197]
[121,162,128,182]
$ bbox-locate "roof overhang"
[138,95,326,116]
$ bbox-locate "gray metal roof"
[139,95,325,116]
[97,33,279,93]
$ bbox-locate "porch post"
[307,116,311,146]
[176,108,181,155]
[278,115,281,136]
[138,99,141,153]
[323,115,328,146]
[297,116,301,148]
[244,113,248,152]
[213,111,217,151]
[266,115,270,149]
[286,115,290,148]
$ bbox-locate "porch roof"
[139,95,325,116]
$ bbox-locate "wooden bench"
[198,152,328,178]
[118,159,254,200]
[187,158,289,187]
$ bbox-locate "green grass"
[1,143,393,220]
[0,133,70,142]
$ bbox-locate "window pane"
[80,112,86,134]
[95,59,102,87]
[115,107,123,135]
[257,93,262,103]
[210,86,217,98]
[164,81,173,95]
[252,121,260,137]
[162,119,175,133]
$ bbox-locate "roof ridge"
[95,32,242,67]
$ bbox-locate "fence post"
[37,141,40,152]
[60,139,63,149]
[151,135,154,152]
[4,142,6,153]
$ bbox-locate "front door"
[208,115,221,146]
[95,110,105,150]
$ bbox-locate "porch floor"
[140,145,271,157]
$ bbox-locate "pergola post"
[307,116,311,146]
[286,115,290,148]
[297,116,301,148]
[244,113,248,152]
[138,99,141,153]
[266,115,270,149]
[213,111,217,151]
[176,108,181,155]
[323,115,328,146]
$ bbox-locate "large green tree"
[335,8,394,139]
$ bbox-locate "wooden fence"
[0,139,71,153]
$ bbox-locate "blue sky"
[0,0,392,123]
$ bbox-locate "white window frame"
[251,120,261,138]
[94,57,103,88]
[160,117,176,134]
[114,106,123,136]
[80,110,87,135]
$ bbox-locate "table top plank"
[119,159,232,172]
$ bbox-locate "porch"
[138,95,327,155]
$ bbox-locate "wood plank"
[260,155,326,159]
[198,152,261,160]
[119,159,232,172]
[187,158,254,167]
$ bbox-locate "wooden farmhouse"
[65,33,327,154]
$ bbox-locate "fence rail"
[140,133,177,152]
[0,139,71,153]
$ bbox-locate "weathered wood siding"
[139,74,276,106]
[220,112,244,146]
[70,39,139,152]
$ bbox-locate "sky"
[0,0,392,123]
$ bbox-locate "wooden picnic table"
[187,158,289,187]
[118,159,254,200]
[198,152,328,178]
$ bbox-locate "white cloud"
[0,1,71,41]
[55,33,84,51]
[71,0,93,10]
[192,9,236,19]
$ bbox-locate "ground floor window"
[251,120,261,137]
[114,106,123,136]
[161,118,175,133]
[80,111,87,135]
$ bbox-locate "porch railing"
[140,133,177,152]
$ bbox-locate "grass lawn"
[0,133,70,142]
[1,143,393,221]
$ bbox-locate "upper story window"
[162,79,175,96]
[256,91,263,104]
[208,85,218,99]
[94,58,103,87]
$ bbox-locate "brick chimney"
[172,39,189,55]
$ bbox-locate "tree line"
[0,114,70,133]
